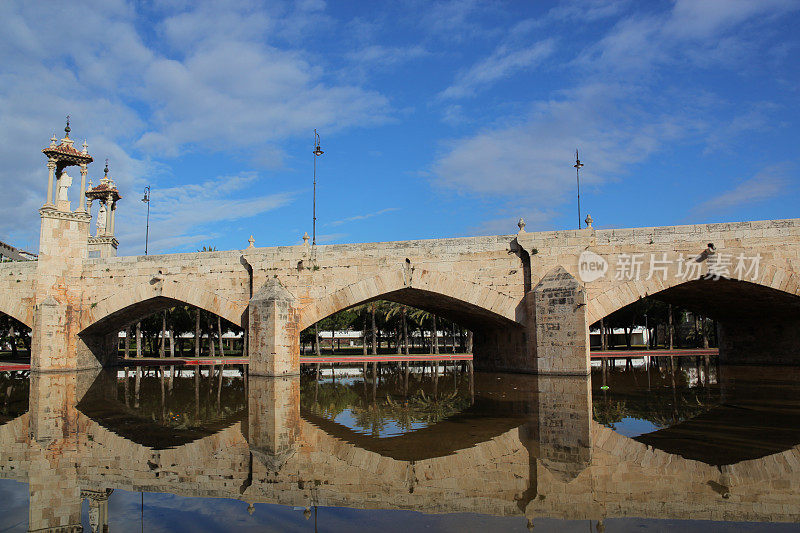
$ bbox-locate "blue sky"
[0,0,798,255]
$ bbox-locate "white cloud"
[466,208,557,236]
[420,0,487,42]
[327,207,399,227]
[704,102,779,154]
[115,173,295,254]
[313,233,348,244]
[665,0,796,40]
[577,0,799,73]
[440,39,555,99]
[136,39,390,158]
[432,82,692,200]
[694,165,790,214]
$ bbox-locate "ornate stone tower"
[33,118,115,372]
[39,117,93,258]
[86,159,122,258]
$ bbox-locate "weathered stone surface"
[246,376,300,469]
[532,267,589,375]
[248,279,299,376]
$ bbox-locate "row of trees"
[592,299,717,350]
[0,315,30,358]
[121,306,243,358]
[300,301,474,356]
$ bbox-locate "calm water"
[1,361,800,531]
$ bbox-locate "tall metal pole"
[142,186,151,255]
[313,148,316,245]
[312,130,324,245]
[574,149,584,229]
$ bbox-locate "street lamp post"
[312,129,324,246]
[574,149,584,230]
[142,186,151,255]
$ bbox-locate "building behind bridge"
[0,240,36,262]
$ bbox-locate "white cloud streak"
[115,173,295,255]
[327,207,399,227]
[440,39,555,99]
[694,165,790,214]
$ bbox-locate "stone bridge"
[3,127,800,374]
[2,370,800,531]
[4,215,799,375]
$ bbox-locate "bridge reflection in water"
[1,364,800,531]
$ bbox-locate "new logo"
[578,250,608,282]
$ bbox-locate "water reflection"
[78,366,246,449]
[593,364,800,465]
[0,362,800,530]
[301,367,474,438]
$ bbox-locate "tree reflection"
[592,368,718,430]
[301,372,472,438]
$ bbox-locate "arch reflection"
[1,364,800,530]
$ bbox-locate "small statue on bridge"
[57,170,73,202]
[96,203,107,235]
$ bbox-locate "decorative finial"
[517,218,526,232]
[303,507,312,520]
[302,232,310,244]
[50,133,57,147]
[247,235,255,248]
[584,214,593,229]
[65,115,71,137]
[104,158,109,176]
[82,140,88,154]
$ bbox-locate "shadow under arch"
[588,272,800,365]
[633,402,800,466]
[298,268,525,370]
[79,281,246,336]
[586,259,800,326]
[298,268,521,332]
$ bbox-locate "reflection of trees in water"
[117,368,246,430]
[301,372,472,437]
[301,381,361,419]
[592,369,718,430]
[0,371,28,420]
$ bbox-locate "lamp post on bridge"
[142,186,150,255]
[312,129,324,246]
[574,149,584,230]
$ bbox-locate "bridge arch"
[79,280,247,336]
[586,258,800,364]
[587,259,799,325]
[0,292,33,329]
[298,268,520,332]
